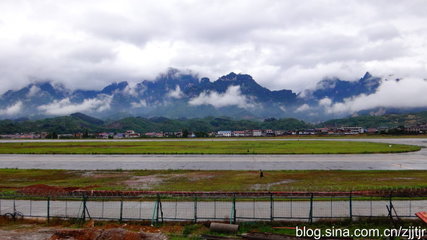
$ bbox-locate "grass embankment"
[0,140,420,154]
[1,169,427,192]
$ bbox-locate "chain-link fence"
[0,192,425,224]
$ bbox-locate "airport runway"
[0,138,426,170]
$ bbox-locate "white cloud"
[167,85,184,99]
[189,85,254,109]
[122,84,139,97]
[131,100,147,108]
[38,96,112,115]
[295,104,311,112]
[325,78,427,114]
[27,85,40,97]
[318,97,333,107]
[0,101,23,116]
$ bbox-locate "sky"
[0,0,427,100]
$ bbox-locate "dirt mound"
[50,228,167,240]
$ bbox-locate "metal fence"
[0,192,425,224]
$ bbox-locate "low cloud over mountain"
[1,69,425,121]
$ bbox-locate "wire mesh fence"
[0,192,425,224]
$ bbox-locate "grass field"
[0,140,420,154]
[1,169,426,192]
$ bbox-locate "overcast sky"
[1,0,427,95]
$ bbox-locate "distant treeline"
[0,111,427,134]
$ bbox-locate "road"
[0,138,425,170]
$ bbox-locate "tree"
[194,131,208,138]
[83,129,89,138]
[47,132,58,139]
[182,129,189,138]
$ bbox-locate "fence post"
[388,192,393,217]
[119,195,124,223]
[101,199,104,219]
[159,195,164,223]
[349,191,353,221]
[13,198,16,221]
[140,200,143,220]
[230,195,234,224]
[270,193,274,222]
[151,196,158,226]
[47,196,50,223]
[252,199,255,219]
[194,195,198,223]
[232,194,236,224]
[174,199,178,220]
[309,193,313,223]
[156,194,160,224]
[290,197,293,218]
[82,195,87,221]
[214,199,217,219]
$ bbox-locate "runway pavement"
[0,138,425,170]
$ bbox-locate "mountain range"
[0,68,410,121]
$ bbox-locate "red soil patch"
[18,184,80,195]
[10,183,427,198]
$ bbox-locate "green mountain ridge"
[0,111,426,135]
[321,111,427,128]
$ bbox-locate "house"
[274,130,286,136]
[163,131,183,137]
[124,130,140,138]
[113,133,125,139]
[96,132,110,139]
[263,129,274,136]
[377,127,389,133]
[244,130,253,137]
[337,127,364,135]
[232,131,246,137]
[217,131,232,137]
[405,126,421,134]
[208,132,216,137]
[315,128,329,134]
[40,132,49,139]
[74,132,84,139]
[252,130,262,137]
[366,128,378,134]
[144,132,164,137]
[58,133,74,139]
[0,133,38,139]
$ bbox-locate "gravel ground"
[0,228,55,240]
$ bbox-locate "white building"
[217,131,232,137]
